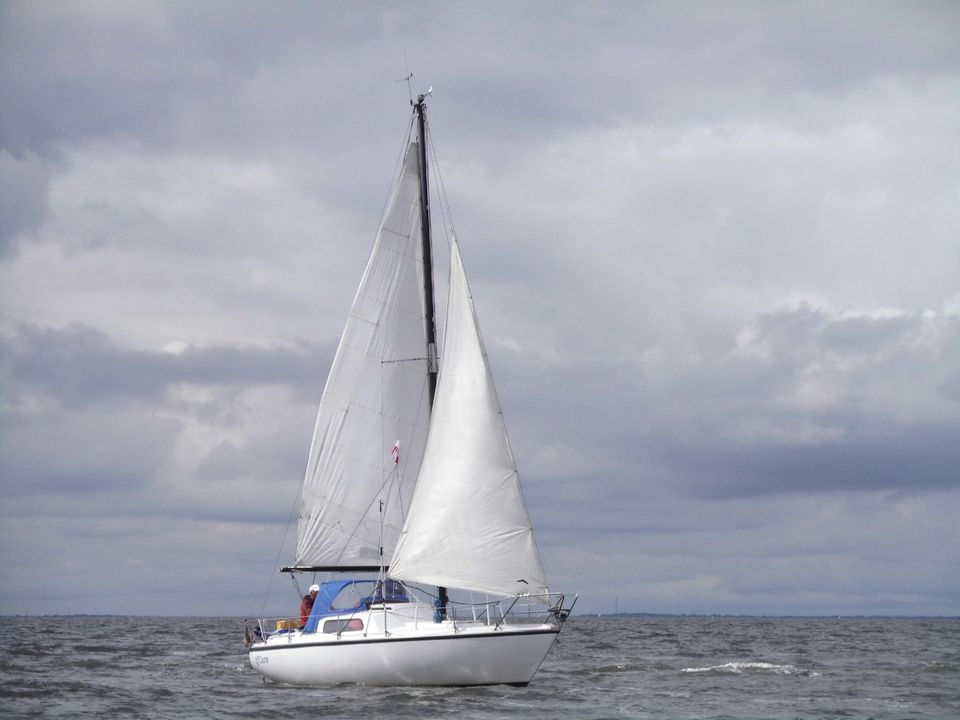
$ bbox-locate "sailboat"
[245,94,575,687]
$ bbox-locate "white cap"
[309,584,320,593]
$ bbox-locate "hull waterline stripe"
[249,627,558,653]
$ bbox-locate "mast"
[414,93,449,618]
[414,94,439,407]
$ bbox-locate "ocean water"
[2,615,958,719]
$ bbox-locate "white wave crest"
[681,661,816,676]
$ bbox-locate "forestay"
[295,140,432,569]
[389,239,549,596]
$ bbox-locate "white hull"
[248,608,559,686]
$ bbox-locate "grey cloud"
[0,406,180,498]
[817,314,917,354]
[0,150,51,256]
[670,421,960,499]
[498,301,960,507]
[1,1,958,616]
[5,323,329,408]
[749,305,926,357]
[6,2,958,154]
[5,2,958,267]
[0,324,325,514]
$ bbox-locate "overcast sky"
[2,1,958,617]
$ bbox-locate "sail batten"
[389,239,549,596]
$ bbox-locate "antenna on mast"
[397,62,414,105]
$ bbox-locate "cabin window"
[323,618,364,633]
[330,581,377,610]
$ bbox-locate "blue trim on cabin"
[303,579,409,633]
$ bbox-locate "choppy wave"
[681,661,819,676]
[595,662,643,673]
[1,615,957,719]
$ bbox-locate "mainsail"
[389,239,549,596]
[294,139,432,569]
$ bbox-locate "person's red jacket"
[299,595,314,626]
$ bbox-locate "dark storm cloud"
[1,2,308,152]
[0,405,180,496]
[681,423,960,498]
[0,149,51,256]
[663,304,960,497]
[0,323,326,508]
[498,301,960,508]
[5,323,328,408]
[6,1,958,215]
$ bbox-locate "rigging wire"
[426,119,458,248]
[259,454,307,617]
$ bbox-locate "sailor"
[299,583,319,627]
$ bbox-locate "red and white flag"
[391,440,400,465]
